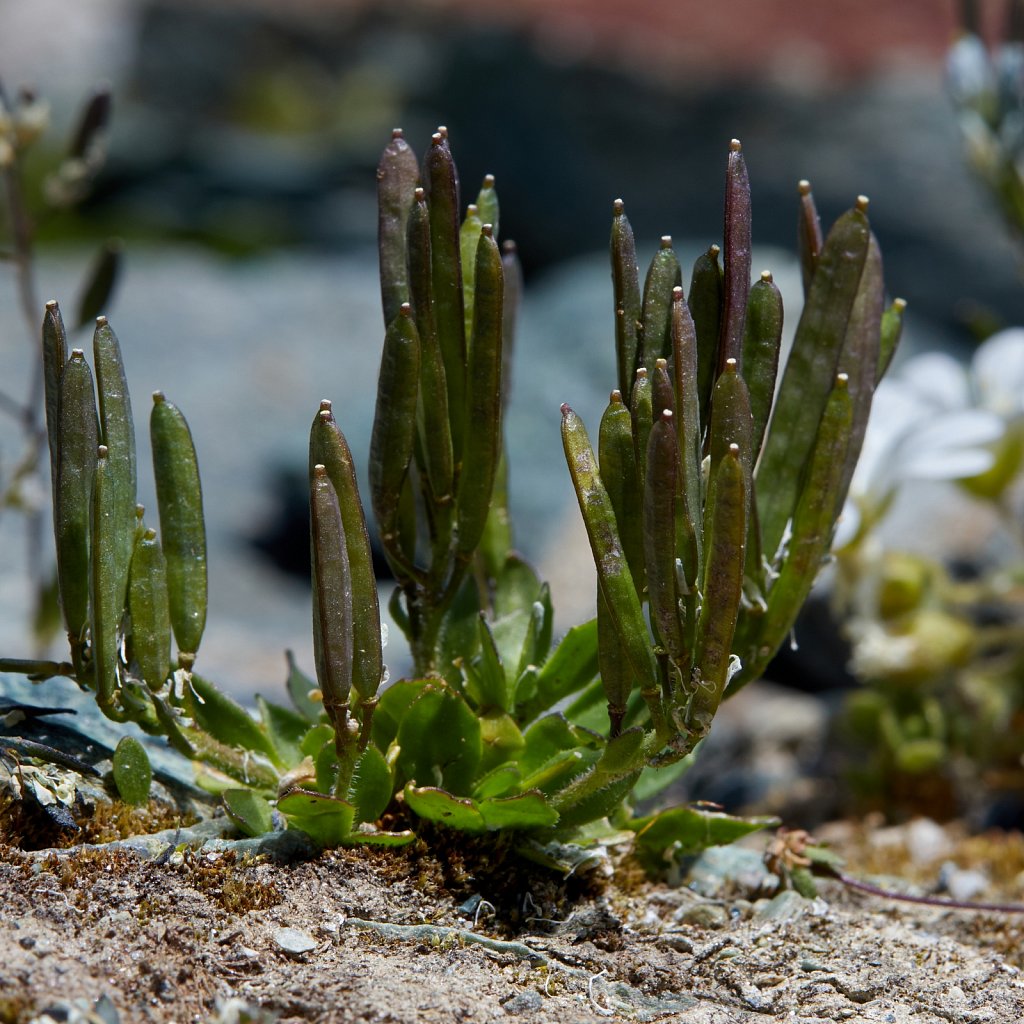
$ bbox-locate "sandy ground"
[2,822,1024,1024]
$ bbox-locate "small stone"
[905,818,953,865]
[752,889,808,923]
[942,865,989,902]
[272,927,316,956]
[18,935,35,949]
[658,932,694,953]
[673,902,729,928]
[502,990,543,1015]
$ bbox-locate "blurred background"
[0,0,1021,714]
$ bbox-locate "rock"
[501,990,543,1015]
[940,863,990,902]
[753,889,811,923]
[673,902,730,928]
[272,927,316,956]
[905,818,954,865]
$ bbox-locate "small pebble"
[272,927,317,956]
[502,990,543,1015]
[752,889,807,924]
[942,865,989,902]
[905,818,953,865]
[674,902,729,928]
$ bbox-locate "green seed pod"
[151,392,207,666]
[797,180,823,297]
[561,404,658,698]
[720,139,752,373]
[741,271,784,461]
[597,591,631,738]
[878,297,906,385]
[42,300,67,504]
[835,228,885,514]
[756,202,872,564]
[757,375,853,661]
[423,130,467,462]
[644,411,685,667]
[631,367,654,495]
[598,390,644,591]
[90,445,123,708]
[128,527,172,692]
[456,226,504,559]
[641,236,682,365]
[377,128,420,328]
[475,173,499,239]
[407,187,455,505]
[689,444,746,734]
[310,403,384,704]
[611,199,642,403]
[651,358,674,420]
[310,463,353,734]
[688,244,723,431]
[671,287,703,577]
[55,350,98,650]
[370,305,421,566]
[460,204,484,344]
[93,317,137,624]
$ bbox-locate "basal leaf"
[404,784,486,832]
[223,788,274,838]
[189,674,280,767]
[349,744,393,824]
[396,684,482,794]
[478,791,558,830]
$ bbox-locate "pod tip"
[856,194,870,212]
[610,389,622,403]
[560,402,571,417]
[399,302,412,317]
[95,315,108,326]
[313,463,328,479]
[635,366,648,380]
[672,285,684,301]
[655,357,668,369]
[709,243,721,257]
[482,173,495,188]
[414,186,425,201]
[391,127,403,140]
[481,223,494,238]
[893,297,907,312]
[729,138,742,152]
[45,298,59,310]
[724,357,738,372]
[431,131,444,146]
[760,270,774,283]
[70,348,85,360]
[612,197,625,215]
[798,179,812,196]
[97,444,109,458]
[319,398,332,412]
[501,239,517,255]
[660,235,672,249]
[661,408,674,423]
[152,390,165,403]
[437,125,449,139]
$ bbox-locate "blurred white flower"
[837,328,1024,547]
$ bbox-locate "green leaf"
[349,744,393,824]
[478,792,558,831]
[396,684,481,794]
[479,708,525,774]
[515,618,599,723]
[257,695,309,768]
[300,723,334,759]
[373,677,429,751]
[345,826,416,847]
[189,674,281,767]
[278,788,355,846]
[520,714,600,777]
[111,736,151,806]
[438,574,482,685]
[464,613,508,710]
[285,651,323,724]
[472,762,520,800]
[404,784,486,832]
[223,788,274,838]
[629,805,778,870]
[520,748,599,797]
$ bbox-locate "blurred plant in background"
[0,81,121,650]
[830,1,1024,819]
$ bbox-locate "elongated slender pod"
[150,392,207,668]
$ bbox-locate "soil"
[3,818,1024,1024]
